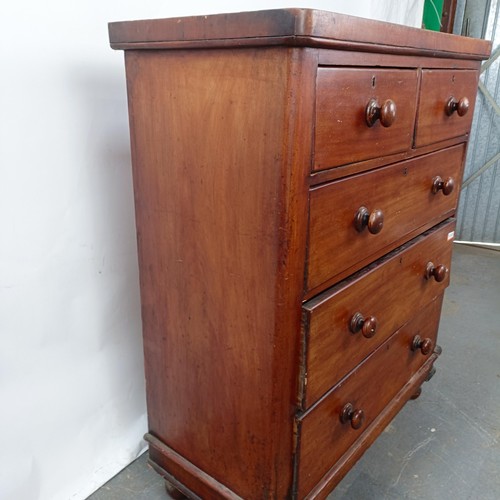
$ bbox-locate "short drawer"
[307,144,465,294]
[301,220,454,409]
[314,68,418,171]
[415,69,478,147]
[295,296,443,498]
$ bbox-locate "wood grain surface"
[314,68,418,170]
[109,8,492,60]
[307,144,465,293]
[303,351,441,499]
[125,47,315,499]
[296,296,444,497]
[415,69,479,147]
[301,220,454,408]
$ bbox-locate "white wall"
[0,2,423,500]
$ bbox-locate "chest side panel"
[125,47,312,498]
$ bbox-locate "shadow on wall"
[69,63,141,344]
[56,65,148,498]
[70,61,147,417]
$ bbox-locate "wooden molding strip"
[145,433,244,499]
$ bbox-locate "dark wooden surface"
[314,68,418,170]
[308,134,469,186]
[304,350,442,499]
[110,9,491,499]
[297,296,443,497]
[108,8,491,60]
[125,47,314,499]
[301,221,454,409]
[441,0,458,34]
[307,145,465,293]
[147,434,242,499]
[317,48,482,69]
[415,69,479,147]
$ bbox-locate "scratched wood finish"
[307,144,465,293]
[125,47,313,499]
[415,70,479,147]
[296,296,443,497]
[314,68,418,170]
[301,220,454,409]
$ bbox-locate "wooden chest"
[109,9,491,499]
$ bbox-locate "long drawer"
[300,220,454,408]
[307,144,465,294]
[295,296,443,498]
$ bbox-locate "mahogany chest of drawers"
[109,9,491,499]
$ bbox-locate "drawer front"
[307,144,465,293]
[302,220,454,408]
[415,69,478,147]
[314,68,418,171]
[296,296,443,498]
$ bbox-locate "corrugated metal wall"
[456,0,500,242]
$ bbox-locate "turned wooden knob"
[445,96,470,117]
[354,206,384,234]
[365,98,397,127]
[340,403,365,430]
[432,176,455,195]
[349,312,378,338]
[412,335,434,355]
[425,262,448,282]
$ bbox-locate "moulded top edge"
[108,8,492,59]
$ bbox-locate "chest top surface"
[109,8,491,59]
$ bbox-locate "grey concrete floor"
[88,243,500,500]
